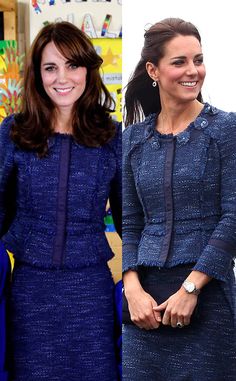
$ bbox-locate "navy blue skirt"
[7,262,118,381]
[123,265,236,381]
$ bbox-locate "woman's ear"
[146,62,159,82]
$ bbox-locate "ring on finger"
[176,322,184,328]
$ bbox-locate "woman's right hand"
[125,288,162,329]
[123,270,161,330]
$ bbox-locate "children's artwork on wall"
[0,41,24,122]
[93,38,122,121]
[29,0,121,43]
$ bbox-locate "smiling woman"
[11,21,116,155]
[40,41,87,130]
[122,17,236,381]
[145,34,206,135]
[0,21,121,381]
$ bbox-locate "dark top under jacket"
[122,103,236,281]
[0,115,122,269]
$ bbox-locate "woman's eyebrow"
[42,62,56,66]
[171,53,203,60]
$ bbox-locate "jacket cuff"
[122,245,138,273]
[193,244,234,281]
[122,264,138,273]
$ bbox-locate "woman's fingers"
[128,292,161,330]
[153,291,198,327]
[183,315,191,326]
[170,313,178,328]
[153,300,171,325]
[131,304,160,329]
[131,314,159,330]
[153,309,162,323]
[153,300,168,312]
[127,288,198,329]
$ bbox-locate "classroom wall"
[17,0,121,51]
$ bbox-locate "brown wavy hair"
[12,22,116,156]
[124,18,203,126]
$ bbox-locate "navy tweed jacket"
[122,103,236,281]
[0,115,121,269]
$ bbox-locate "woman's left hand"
[153,287,198,328]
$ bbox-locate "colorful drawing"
[29,1,121,39]
[0,41,24,122]
[101,14,112,37]
[93,38,122,121]
[82,14,97,38]
[32,0,42,14]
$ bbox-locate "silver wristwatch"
[182,280,200,296]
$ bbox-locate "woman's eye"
[172,60,184,66]
[45,66,56,72]
[69,63,79,69]
[194,59,204,65]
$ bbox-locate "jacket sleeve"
[122,126,145,272]
[0,115,17,238]
[109,122,122,238]
[193,115,236,281]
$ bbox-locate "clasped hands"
[126,287,198,330]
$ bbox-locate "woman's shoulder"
[123,113,157,147]
[0,114,15,129]
[199,103,236,141]
[0,114,15,143]
[0,115,17,160]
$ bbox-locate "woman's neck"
[157,100,204,136]
[53,108,73,134]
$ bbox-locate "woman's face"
[40,41,87,113]
[148,35,206,105]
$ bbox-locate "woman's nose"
[57,68,68,82]
[186,62,198,76]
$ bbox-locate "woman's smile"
[53,87,75,95]
[40,41,87,111]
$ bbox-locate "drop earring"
[152,80,157,87]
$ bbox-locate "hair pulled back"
[124,18,203,126]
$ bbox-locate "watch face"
[185,281,195,293]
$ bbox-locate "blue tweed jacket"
[123,103,236,281]
[0,115,121,269]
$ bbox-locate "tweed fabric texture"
[122,103,236,281]
[0,115,122,269]
[8,263,118,381]
[123,266,236,381]
[0,115,121,380]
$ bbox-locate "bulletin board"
[30,0,122,43]
[0,40,24,122]
[93,38,121,122]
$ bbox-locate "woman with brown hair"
[122,18,236,380]
[0,22,121,380]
